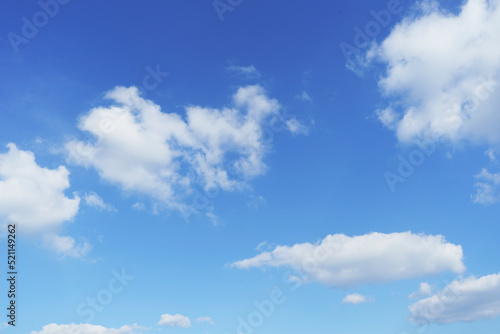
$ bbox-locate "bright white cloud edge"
[0,143,80,233]
[367,0,500,146]
[408,272,500,324]
[66,85,305,214]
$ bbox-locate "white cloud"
[30,323,146,334]
[376,107,398,128]
[471,168,500,204]
[226,65,261,78]
[486,148,497,161]
[247,195,266,210]
[366,0,500,145]
[84,191,116,212]
[408,272,500,324]
[0,143,80,233]
[342,293,369,305]
[296,91,313,103]
[196,316,214,325]
[42,234,92,259]
[255,241,268,251]
[286,118,309,135]
[66,85,295,212]
[132,202,146,211]
[231,232,465,288]
[158,313,191,328]
[409,282,433,299]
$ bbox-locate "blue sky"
[1,0,500,333]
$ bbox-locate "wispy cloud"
[196,316,214,325]
[84,191,116,212]
[42,234,92,259]
[226,64,261,79]
[296,91,313,104]
[409,282,433,299]
[286,118,309,135]
[471,168,500,205]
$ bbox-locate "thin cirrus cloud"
[196,316,214,325]
[231,232,465,288]
[158,313,191,328]
[30,323,147,334]
[286,118,309,135]
[66,85,305,212]
[0,143,80,233]
[408,272,500,324]
[471,168,500,204]
[364,0,500,145]
[226,64,261,78]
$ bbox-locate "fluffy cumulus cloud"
[66,85,303,212]
[471,168,500,204]
[342,293,369,305]
[0,143,80,233]
[408,272,500,324]
[30,323,146,334]
[158,313,191,328]
[231,232,465,288]
[42,234,92,259]
[366,0,500,145]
